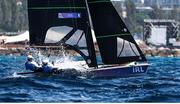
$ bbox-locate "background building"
[144,0,180,8]
[143,19,180,47]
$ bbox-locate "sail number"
[132,66,144,73]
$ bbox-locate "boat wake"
[10,50,90,79]
[12,72,29,78]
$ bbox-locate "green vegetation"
[0,0,28,32]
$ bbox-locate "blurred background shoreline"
[0,0,179,56]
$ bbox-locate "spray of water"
[28,45,88,72]
[53,45,88,71]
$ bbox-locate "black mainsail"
[87,0,147,65]
[28,0,97,67]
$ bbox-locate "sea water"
[0,55,180,102]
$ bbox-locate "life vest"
[42,64,54,73]
[25,61,39,71]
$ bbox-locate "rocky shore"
[0,47,26,56]
[0,43,180,57]
[0,44,26,56]
[143,48,180,57]
[136,40,180,57]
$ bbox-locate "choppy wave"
[0,55,180,102]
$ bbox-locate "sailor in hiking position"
[25,55,41,71]
[42,59,55,73]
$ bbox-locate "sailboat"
[27,0,149,78]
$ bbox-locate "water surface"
[0,55,180,102]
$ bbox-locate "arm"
[32,61,41,68]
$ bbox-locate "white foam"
[11,72,28,78]
[29,46,89,72]
[53,56,88,72]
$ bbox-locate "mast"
[84,0,98,67]
[85,0,100,68]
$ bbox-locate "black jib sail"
[87,0,146,65]
[28,0,97,67]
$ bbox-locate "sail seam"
[28,7,86,10]
[96,33,131,39]
[88,0,111,4]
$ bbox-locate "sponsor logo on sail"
[58,13,81,19]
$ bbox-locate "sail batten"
[96,33,131,39]
[88,0,111,4]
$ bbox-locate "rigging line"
[76,31,85,45]
[128,42,139,57]
[134,41,146,61]
[118,39,125,57]
[59,28,76,43]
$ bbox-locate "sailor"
[25,55,41,71]
[42,59,55,73]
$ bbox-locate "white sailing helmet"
[27,55,33,59]
[42,59,49,64]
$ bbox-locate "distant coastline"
[0,43,180,57]
[0,44,26,56]
[137,40,180,57]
